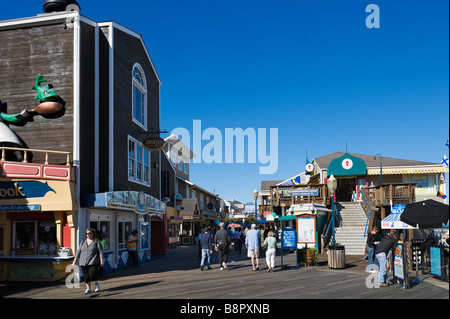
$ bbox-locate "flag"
[440,173,445,182]
[437,190,447,200]
[441,154,449,168]
[446,139,449,148]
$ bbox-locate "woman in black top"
[366,226,379,270]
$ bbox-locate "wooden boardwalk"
[2,245,448,301]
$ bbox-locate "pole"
[281,227,284,269]
[294,230,299,269]
[332,195,336,246]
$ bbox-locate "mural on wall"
[0,73,66,161]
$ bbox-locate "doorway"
[336,178,356,202]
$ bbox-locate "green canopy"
[327,153,367,177]
[278,215,297,221]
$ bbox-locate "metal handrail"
[360,190,373,238]
[323,202,340,239]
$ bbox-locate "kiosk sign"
[393,244,405,280]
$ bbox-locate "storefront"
[326,153,367,201]
[82,190,166,274]
[0,174,77,281]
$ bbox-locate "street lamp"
[253,189,259,227]
[374,154,382,185]
[327,175,337,246]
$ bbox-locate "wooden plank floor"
[2,245,448,300]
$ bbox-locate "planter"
[297,247,318,266]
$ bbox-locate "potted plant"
[297,247,318,266]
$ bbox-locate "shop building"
[271,152,448,205]
[0,7,167,280]
[164,134,223,244]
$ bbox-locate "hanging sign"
[143,137,166,151]
[305,163,314,173]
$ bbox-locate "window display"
[13,220,57,255]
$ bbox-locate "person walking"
[214,222,231,270]
[127,230,139,267]
[264,231,277,272]
[245,224,261,271]
[73,228,104,294]
[375,230,403,287]
[235,227,244,254]
[200,227,213,270]
[366,226,380,272]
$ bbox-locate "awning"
[278,215,296,221]
[82,190,166,215]
[367,167,448,175]
[179,198,200,220]
[327,153,367,177]
[202,209,218,220]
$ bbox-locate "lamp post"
[327,175,337,246]
[374,154,382,185]
[253,189,259,227]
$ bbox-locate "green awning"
[278,215,297,221]
[327,153,367,177]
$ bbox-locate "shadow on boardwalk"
[1,244,448,300]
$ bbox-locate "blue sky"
[1,0,448,204]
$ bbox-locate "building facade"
[0,9,168,281]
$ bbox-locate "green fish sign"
[32,73,60,103]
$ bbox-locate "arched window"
[132,64,147,129]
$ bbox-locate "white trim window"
[128,136,151,185]
[132,64,147,129]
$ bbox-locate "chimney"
[43,0,81,13]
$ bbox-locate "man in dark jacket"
[214,222,231,270]
[375,230,403,287]
[200,227,213,270]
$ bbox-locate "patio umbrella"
[381,204,417,229]
[400,199,449,229]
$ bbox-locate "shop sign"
[342,158,354,170]
[283,189,319,197]
[0,204,41,212]
[305,163,314,173]
[143,137,166,151]
[0,181,56,199]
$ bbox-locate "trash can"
[328,244,346,269]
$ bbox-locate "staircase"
[334,202,367,255]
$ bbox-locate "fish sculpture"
[32,73,60,103]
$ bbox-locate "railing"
[361,183,416,207]
[0,146,73,182]
[321,202,341,250]
[0,146,71,165]
[270,184,329,211]
[360,190,374,238]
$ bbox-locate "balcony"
[0,147,74,182]
[360,183,416,207]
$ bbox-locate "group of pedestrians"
[199,222,279,273]
[366,226,404,287]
